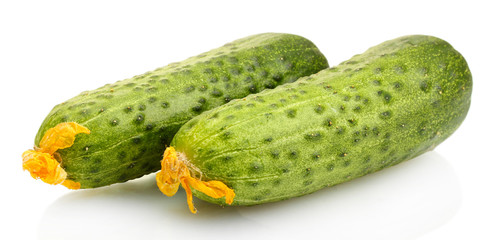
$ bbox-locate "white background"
[1,1,492,239]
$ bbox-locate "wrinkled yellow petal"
[184,177,236,205]
[156,171,180,197]
[61,180,81,190]
[181,178,197,214]
[22,150,67,185]
[155,147,183,196]
[156,146,235,213]
[39,122,90,154]
[22,122,88,189]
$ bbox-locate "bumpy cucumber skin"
[173,35,472,206]
[34,33,329,188]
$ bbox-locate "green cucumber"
[32,33,329,188]
[170,35,472,206]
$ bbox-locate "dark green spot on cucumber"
[134,114,145,124]
[110,119,119,126]
[286,109,296,118]
[305,132,322,141]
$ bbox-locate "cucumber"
[26,33,329,188]
[166,35,472,207]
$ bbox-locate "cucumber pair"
[23,33,472,213]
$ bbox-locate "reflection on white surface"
[38,152,460,240]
